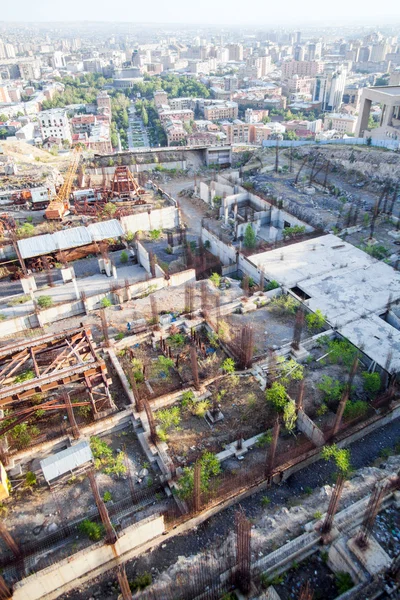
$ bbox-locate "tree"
[284,130,299,141]
[243,224,257,249]
[306,309,325,331]
[321,444,351,475]
[265,382,287,411]
[141,106,148,126]
[0,114,8,122]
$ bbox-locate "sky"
[2,0,400,25]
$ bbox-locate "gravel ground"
[60,417,400,600]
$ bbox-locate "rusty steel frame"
[87,468,117,545]
[0,326,114,417]
[292,308,304,351]
[321,472,345,536]
[356,474,399,549]
[235,509,251,593]
[116,564,132,600]
[0,574,11,600]
[265,416,280,478]
[190,345,200,391]
[193,460,202,513]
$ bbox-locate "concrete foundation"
[20,275,37,294]
[348,535,391,576]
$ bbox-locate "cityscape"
[0,11,399,600]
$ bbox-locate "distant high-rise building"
[294,45,305,61]
[314,68,347,112]
[295,31,301,44]
[4,43,16,59]
[227,44,243,62]
[308,42,322,61]
[358,46,371,63]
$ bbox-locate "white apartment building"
[204,102,238,121]
[38,109,72,143]
[324,113,357,135]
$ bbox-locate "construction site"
[0,140,398,600]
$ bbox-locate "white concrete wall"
[121,206,179,234]
[199,181,210,204]
[12,515,165,600]
[136,241,151,273]
[201,228,237,266]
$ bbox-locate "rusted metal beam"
[0,521,21,559]
[87,469,117,545]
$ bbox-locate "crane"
[45,148,81,220]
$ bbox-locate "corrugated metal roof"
[17,219,124,259]
[18,234,56,259]
[40,441,93,484]
[53,227,92,251]
[87,219,124,241]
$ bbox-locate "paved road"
[61,416,400,599]
[128,103,149,150]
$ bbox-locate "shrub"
[78,405,91,418]
[265,280,279,291]
[152,355,174,380]
[209,272,221,288]
[90,437,127,477]
[283,400,297,432]
[243,224,257,249]
[324,337,358,367]
[14,370,34,383]
[176,452,221,499]
[125,230,134,242]
[0,313,6,321]
[221,358,235,374]
[115,332,124,340]
[266,382,287,411]
[191,399,211,417]
[277,357,304,384]
[269,294,298,315]
[149,229,161,241]
[8,294,30,306]
[78,519,104,541]
[261,495,271,507]
[282,225,306,239]
[120,250,129,264]
[9,423,39,448]
[103,491,112,503]
[306,309,325,331]
[314,511,322,520]
[100,297,112,308]
[156,406,181,433]
[364,244,388,260]
[317,375,344,405]
[321,444,351,475]
[362,372,381,396]
[16,222,35,238]
[130,572,152,591]
[343,400,368,420]
[37,295,53,309]
[207,331,219,349]
[25,471,37,487]
[335,572,353,595]
[168,333,185,348]
[181,390,195,408]
[256,431,273,447]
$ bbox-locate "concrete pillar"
[224,205,229,225]
[112,265,118,280]
[61,266,74,283]
[103,259,112,277]
[382,103,394,127]
[20,275,37,294]
[355,97,372,137]
[98,258,105,273]
[233,202,238,221]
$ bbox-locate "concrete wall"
[297,409,325,447]
[121,206,179,234]
[201,227,237,266]
[199,181,210,204]
[136,240,151,273]
[12,515,165,600]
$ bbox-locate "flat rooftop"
[248,234,400,370]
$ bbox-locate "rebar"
[298,581,314,600]
[200,280,209,317]
[185,283,195,318]
[265,416,280,477]
[296,380,305,411]
[99,307,110,347]
[0,575,11,600]
[116,564,132,600]
[0,521,21,558]
[87,468,117,545]
[355,475,399,549]
[63,392,80,439]
[332,354,358,436]
[291,308,304,351]
[125,361,143,412]
[193,460,201,513]
[149,251,156,277]
[150,294,158,328]
[320,472,345,536]
[234,324,254,369]
[235,509,251,593]
[190,345,200,390]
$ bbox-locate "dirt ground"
[274,553,342,600]
[1,426,159,556]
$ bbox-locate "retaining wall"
[121,206,179,234]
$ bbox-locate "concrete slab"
[348,535,391,576]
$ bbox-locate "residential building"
[281,60,323,78]
[154,90,168,108]
[204,102,238,121]
[97,91,112,121]
[38,109,72,144]
[165,120,187,146]
[245,108,269,123]
[313,68,347,112]
[169,97,193,111]
[221,120,250,144]
[159,109,194,124]
[324,113,357,135]
[227,44,243,62]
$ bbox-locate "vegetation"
[8,294,30,306]
[306,309,325,331]
[209,272,221,288]
[103,491,112,503]
[14,370,35,383]
[168,333,186,348]
[335,571,354,595]
[156,406,181,440]
[120,250,129,264]
[149,229,162,241]
[129,73,210,101]
[277,357,304,385]
[321,444,351,475]
[269,294,298,315]
[265,280,279,291]
[78,519,104,541]
[320,336,358,368]
[90,436,127,477]
[100,297,112,308]
[261,495,271,507]
[16,222,35,238]
[25,471,37,488]
[282,400,297,432]
[37,295,53,309]
[130,572,152,591]
[282,225,306,239]
[152,355,174,381]
[176,451,221,500]
[317,376,345,405]
[265,382,288,411]
[221,358,235,374]
[256,431,273,447]
[362,372,381,397]
[243,224,257,249]
[363,244,389,260]
[343,399,369,420]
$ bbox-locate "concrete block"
[60,267,74,283]
[20,275,37,293]
[348,535,391,576]
[290,345,310,362]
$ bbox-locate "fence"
[262,138,400,150]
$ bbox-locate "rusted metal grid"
[0,327,115,447]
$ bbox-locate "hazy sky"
[3,0,400,25]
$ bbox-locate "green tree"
[243,224,257,249]
[321,444,351,475]
[265,382,287,411]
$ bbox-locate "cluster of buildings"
[0,26,400,152]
